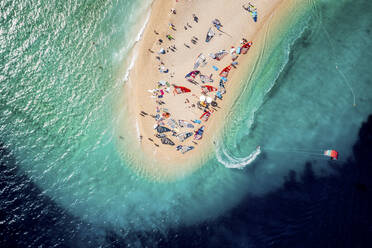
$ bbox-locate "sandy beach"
[117,0,302,179]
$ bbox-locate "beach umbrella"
[199,95,206,102]
[206,97,212,103]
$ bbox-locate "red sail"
[241,41,253,54]
[219,66,231,77]
[201,85,217,92]
[185,70,200,78]
[174,85,191,94]
[200,111,211,121]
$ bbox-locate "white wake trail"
[216,144,261,169]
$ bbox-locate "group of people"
[139,5,253,153]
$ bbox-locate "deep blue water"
[1,116,372,247]
[1,0,372,247]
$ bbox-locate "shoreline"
[119,1,154,84]
[115,0,308,180]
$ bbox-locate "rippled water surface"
[1,0,372,246]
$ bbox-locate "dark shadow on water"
[1,114,372,247]
[135,114,372,248]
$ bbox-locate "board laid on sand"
[194,126,205,140]
[176,145,194,154]
[178,120,194,129]
[205,28,215,42]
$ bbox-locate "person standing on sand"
[192,14,199,23]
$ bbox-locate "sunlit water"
[1,0,372,242]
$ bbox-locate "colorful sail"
[155,125,171,133]
[241,41,253,54]
[324,150,338,160]
[194,54,207,69]
[161,137,175,146]
[177,132,193,142]
[201,85,218,93]
[205,28,215,42]
[178,120,194,128]
[219,66,231,77]
[176,145,194,154]
[194,126,205,140]
[200,111,211,121]
[185,70,200,78]
[173,85,191,94]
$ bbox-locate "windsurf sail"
[167,118,178,129]
[210,50,228,61]
[178,120,194,128]
[161,137,175,146]
[194,126,205,140]
[176,145,194,154]
[219,66,231,77]
[173,85,191,94]
[201,85,217,93]
[185,70,200,78]
[155,125,172,133]
[200,111,211,121]
[193,54,207,69]
[241,41,253,54]
[205,28,215,42]
[177,132,193,142]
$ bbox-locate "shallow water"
[1,0,372,246]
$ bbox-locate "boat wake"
[216,144,261,169]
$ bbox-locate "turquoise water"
[1,0,372,236]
